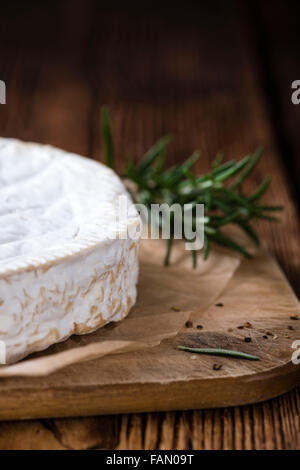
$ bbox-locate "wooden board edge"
[1,361,299,421]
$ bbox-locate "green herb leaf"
[230,148,263,190]
[250,176,271,201]
[177,345,260,361]
[138,135,173,175]
[101,107,114,169]
[209,229,253,258]
[214,156,251,182]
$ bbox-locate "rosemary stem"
[164,238,173,266]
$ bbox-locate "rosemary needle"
[177,345,260,361]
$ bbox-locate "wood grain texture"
[250,0,300,198]
[0,247,300,420]
[0,0,299,449]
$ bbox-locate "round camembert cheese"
[0,138,140,364]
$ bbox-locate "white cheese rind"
[0,138,140,363]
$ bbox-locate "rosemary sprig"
[177,345,260,361]
[101,108,283,267]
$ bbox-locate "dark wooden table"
[0,0,300,450]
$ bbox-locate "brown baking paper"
[0,237,243,377]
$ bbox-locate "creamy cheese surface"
[0,138,140,363]
[0,138,137,272]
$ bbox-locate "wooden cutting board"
[0,248,299,421]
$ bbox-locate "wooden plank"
[0,0,299,450]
